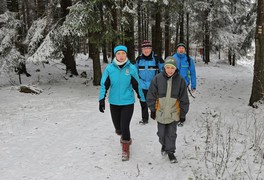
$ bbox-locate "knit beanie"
[176,43,186,49]
[114,45,127,55]
[141,40,152,48]
[164,56,177,69]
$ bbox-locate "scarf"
[113,58,128,66]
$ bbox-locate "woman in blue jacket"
[98,45,145,161]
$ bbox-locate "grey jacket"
[147,71,189,124]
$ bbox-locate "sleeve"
[178,78,190,119]
[189,57,197,90]
[99,66,111,101]
[130,65,146,102]
[146,76,158,112]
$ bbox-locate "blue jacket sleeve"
[130,65,146,102]
[189,57,196,90]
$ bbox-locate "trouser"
[157,121,177,153]
[110,104,134,141]
[140,89,149,121]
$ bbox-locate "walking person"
[135,40,164,125]
[147,56,189,163]
[172,43,196,126]
[98,45,146,161]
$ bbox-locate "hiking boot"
[161,145,167,156]
[168,153,178,163]
[139,119,148,125]
[121,139,132,161]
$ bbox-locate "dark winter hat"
[176,43,186,49]
[141,40,152,48]
[114,45,128,55]
[164,56,177,69]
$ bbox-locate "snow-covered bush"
[24,17,48,56]
[0,11,24,75]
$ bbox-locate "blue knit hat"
[114,45,127,55]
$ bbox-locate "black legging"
[110,104,134,141]
[141,89,149,120]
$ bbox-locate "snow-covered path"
[1,59,263,179]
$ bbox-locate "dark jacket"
[147,71,189,124]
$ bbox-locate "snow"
[0,54,264,180]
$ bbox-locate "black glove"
[179,117,185,123]
[150,111,156,120]
[178,118,185,127]
[99,99,105,113]
[140,101,147,107]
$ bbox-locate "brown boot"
[121,139,132,161]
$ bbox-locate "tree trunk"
[21,1,27,32]
[232,53,235,66]
[111,6,118,59]
[89,40,101,86]
[152,2,162,58]
[137,0,142,55]
[164,4,170,58]
[0,0,7,14]
[179,0,184,43]
[143,7,149,40]
[23,0,32,31]
[60,0,78,76]
[123,0,135,63]
[37,0,45,18]
[228,48,232,65]
[175,18,180,49]
[99,2,108,63]
[6,0,18,12]
[204,8,210,64]
[186,12,190,56]
[249,0,264,107]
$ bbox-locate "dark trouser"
[110,104,134,141]
[140,89,149,121]
[157,121,177,153]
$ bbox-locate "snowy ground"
[0,54,264,180]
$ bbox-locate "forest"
[1,1,264,179]
[0,0,264,105]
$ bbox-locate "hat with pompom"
[141,40,152,48]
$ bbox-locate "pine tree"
[249,0,264,107]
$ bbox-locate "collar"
[141,51,154,60]
[113,58,128,66]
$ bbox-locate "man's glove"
[178,118,185,127]
[150,111,156,120]
[179,117,185,123]
[99,99,105,113]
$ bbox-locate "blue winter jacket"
[99,59,145,105]
[135,52,164,90]
[173,53,196,90]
